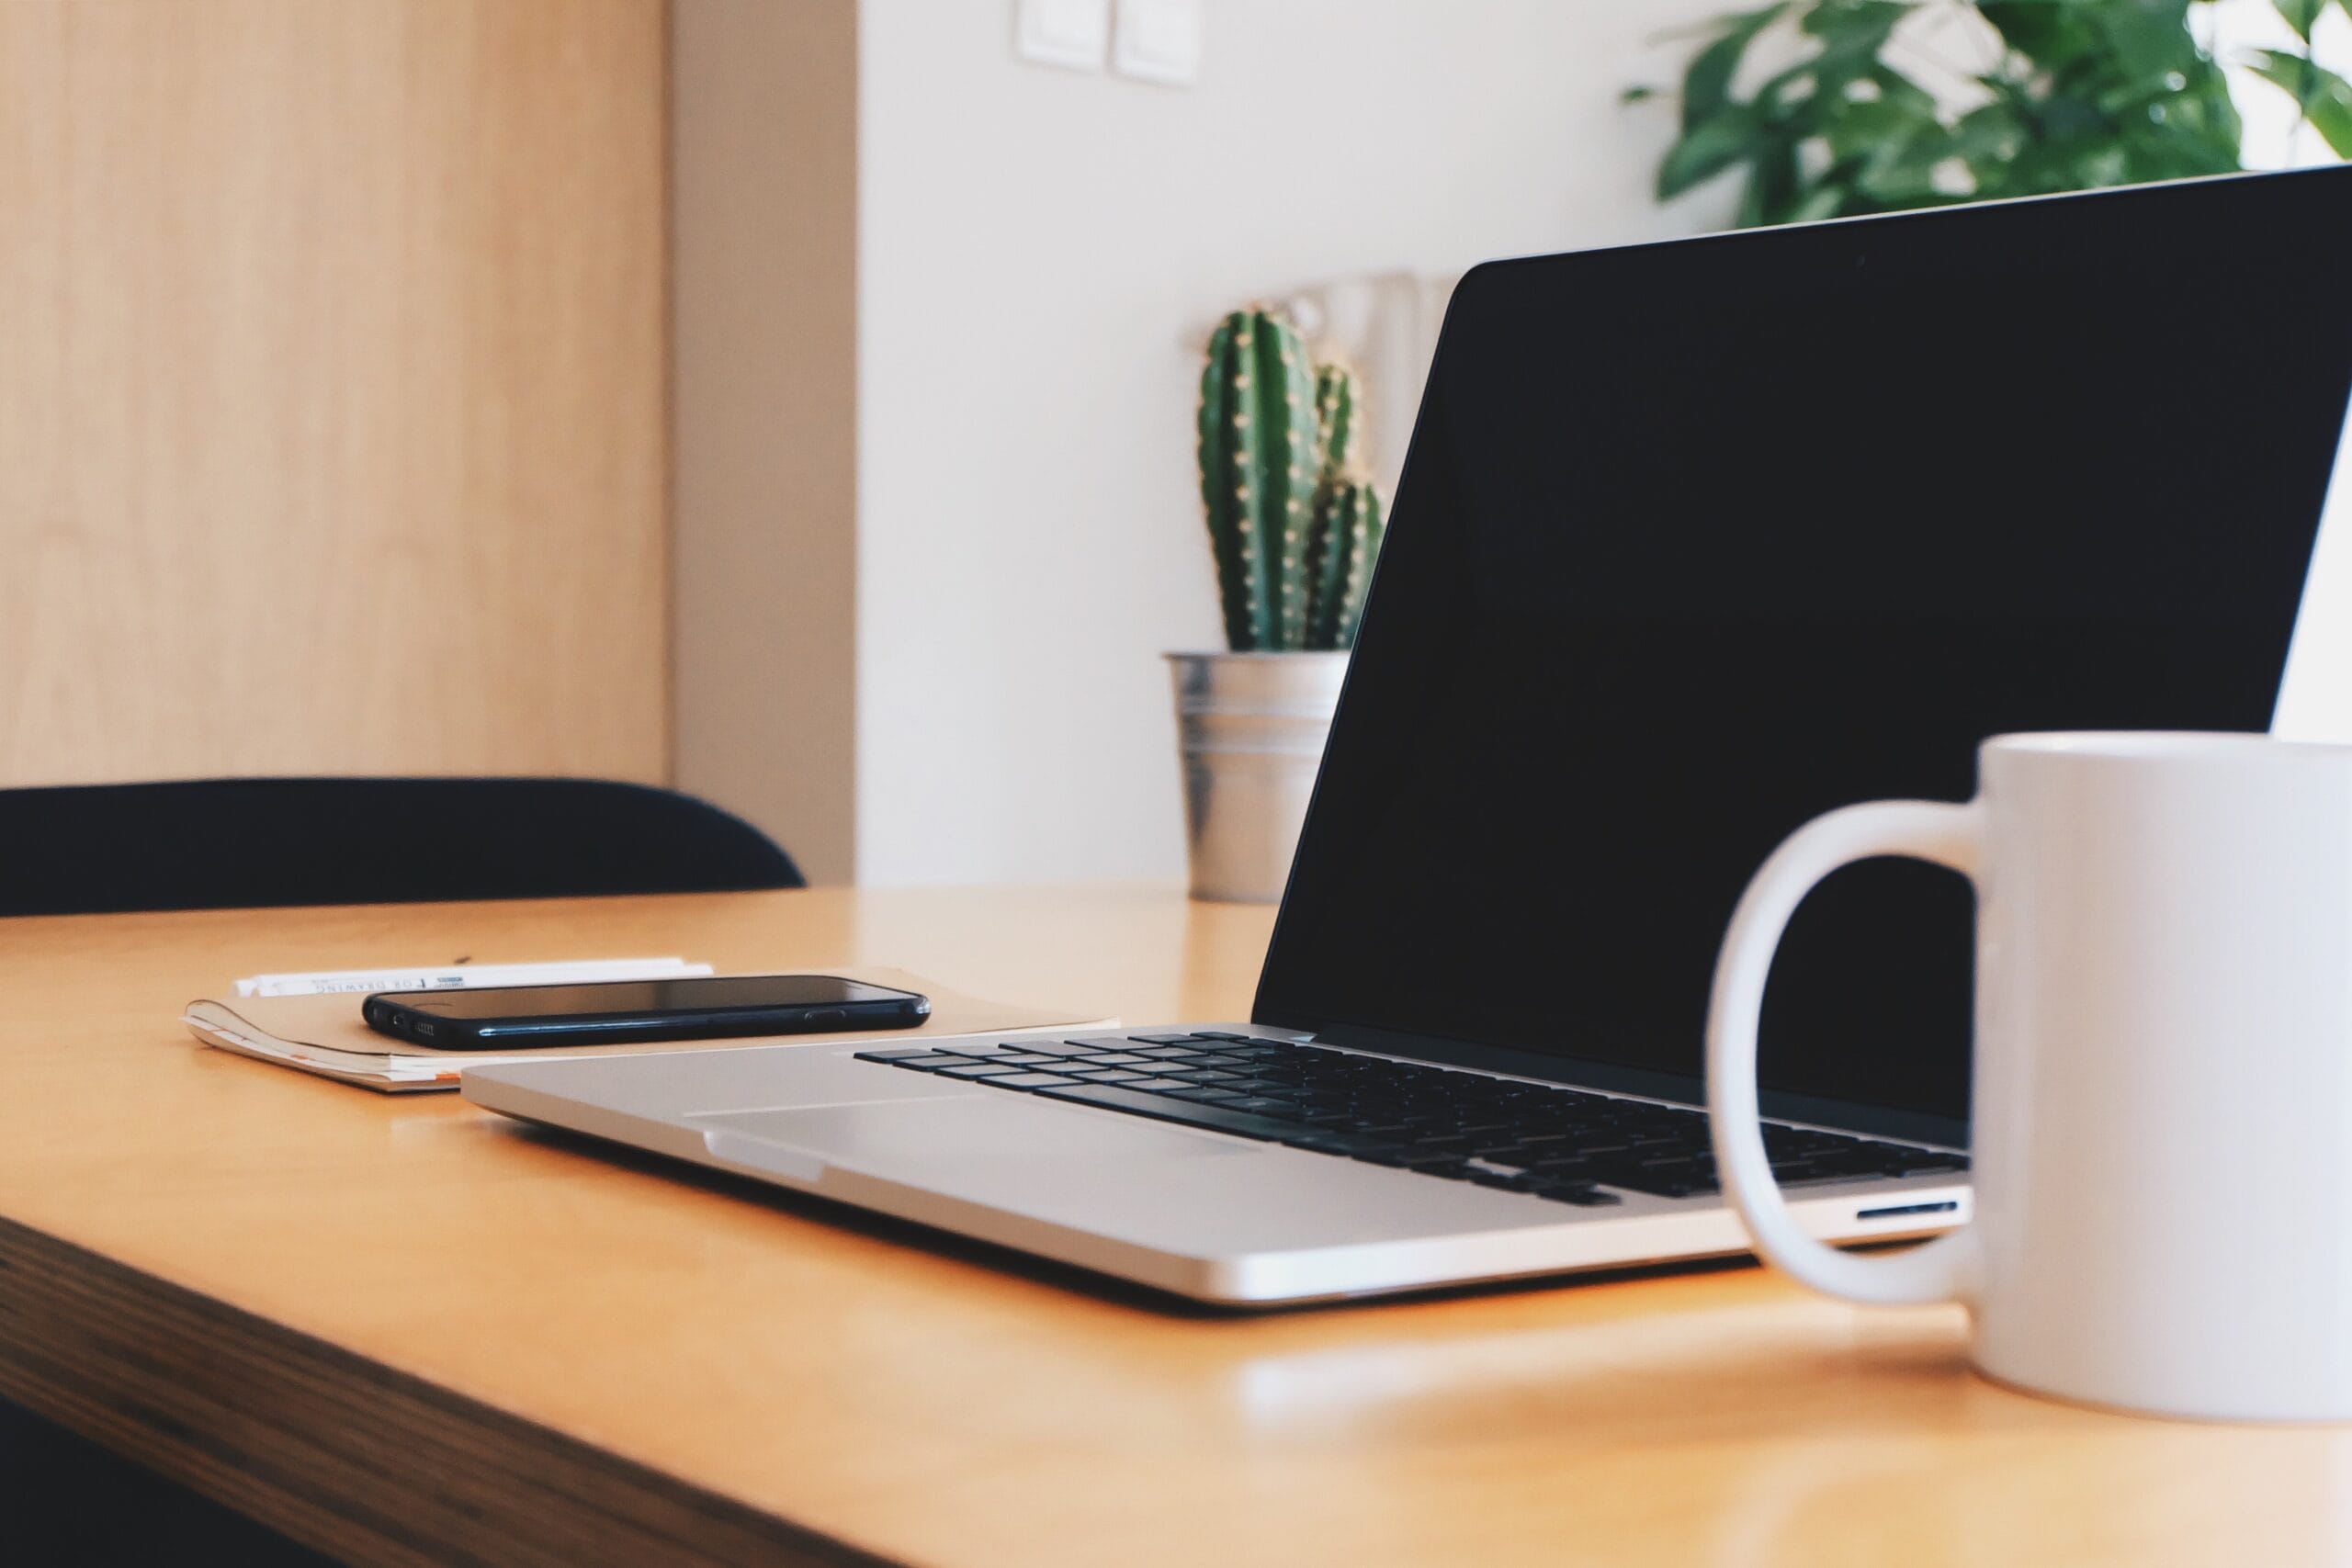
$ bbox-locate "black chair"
[1,775,801,1563]
[0,775,802,916]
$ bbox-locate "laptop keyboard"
[855,1032,1966,1209]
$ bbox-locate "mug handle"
[1705,800,1984,1307]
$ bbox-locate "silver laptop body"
[465,1033,1970,1303]
[467,170,2352,1305]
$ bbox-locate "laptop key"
[1542,1184,1624,1207]
[1128,1034,1204,1044]
[934,1063,1035,1079]
[1598,1168,1718,1198]
[1031,1083,1311,1143]
[1219,1097,1306,1119]
[983,1072,1087,1089]
[862,1053,966,1070]
[1278,1128,1404,1157]
[1345,1145,1449,1169]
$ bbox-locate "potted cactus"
[1169,307,1388,902]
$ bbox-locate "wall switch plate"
[1016,0,1111,72]
[1113,0,1202,86]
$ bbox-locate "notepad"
[185,965,1114,1092]
[232,956,711,998]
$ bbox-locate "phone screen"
[387,975,911,1020]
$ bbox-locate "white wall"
[853,0,1724,886]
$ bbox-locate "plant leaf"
[2090,0,2199,81]
[1797,0,1908,43]
[2300,70,2352,156]
[2278,0,2326,39]
[2250,49,2352,156]
[2165,59,2246,154]
[2250,49,2320,103]
[1658,111,1762,198]
[1681,3,1792,131]
[1737,138,1802,226]
[1785,182,1849,223]
[1855,118,1966,203]
[1622,85,1659,105]
[1818,98,1905,161]
[1980,0,2101,64]
[1865,62,1939,118]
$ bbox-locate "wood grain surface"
[0,0,669,788]
[3,886,2349,1567]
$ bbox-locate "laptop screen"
[1254,169,2352,1144]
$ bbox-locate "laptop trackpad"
[694,1095,1258,1170]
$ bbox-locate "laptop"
[468,167,2352,1304]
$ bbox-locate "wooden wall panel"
[0,0,669,788]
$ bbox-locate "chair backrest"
[0,777,803,917]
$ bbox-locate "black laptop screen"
[1253,170,2352,1138]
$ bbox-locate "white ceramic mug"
[1706,731,2352,1421]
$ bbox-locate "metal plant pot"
[1165,650,1349,903]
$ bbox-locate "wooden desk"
[2,885,2345,1567]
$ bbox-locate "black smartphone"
[361,974,930,1050]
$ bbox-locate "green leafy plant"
[1195,309,1388,651]
[1629,0,2352,227]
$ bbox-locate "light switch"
[1113,0,1202,86]
[1016,0,1111,72]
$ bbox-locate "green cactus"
[1196,310,1388,651]
[1196,309,1321,651]
[1304,476,1385,650]
[1313,363,1364,479]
